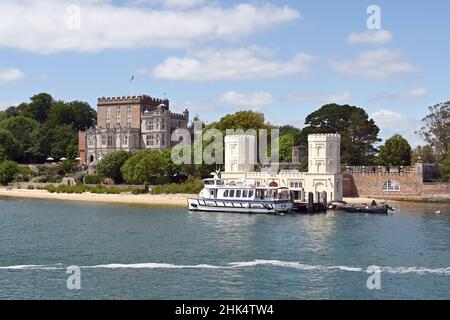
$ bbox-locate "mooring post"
[322,191,327,212]
[308,192,314,213]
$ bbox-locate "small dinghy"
[343,201,394,215]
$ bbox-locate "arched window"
[382,180,400,192]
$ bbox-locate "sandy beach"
[0,187,384,207]
[0,187,190,207]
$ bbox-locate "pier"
[291,191,328,214]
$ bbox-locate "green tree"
[279,125,302,146]
[279,134,294,162]
[0,160,19,185]
[377,134,412,166]
[97,151,131,183]
[49,125,78,160]
[0,129,21,161]
[416,102,450,157]
[302,104,381,165]
[209,110,272,133]
[411,145,437,164]
[121,149,169,184]
[23,93,54,122]
[440,150,450,181]
[0,116,40,162]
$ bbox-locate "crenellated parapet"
[98,95,169,106]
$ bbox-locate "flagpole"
[130,75,135,96]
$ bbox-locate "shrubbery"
[150,177,203,195]
[84,174,102,185]
[0,160,19,185]
[43,184,142,195]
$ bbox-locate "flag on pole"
[130,75,134,82]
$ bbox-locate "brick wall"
[343,172,450,201]
[78,131,87,164]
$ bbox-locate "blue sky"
[0,0,449,146]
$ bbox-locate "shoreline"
[0,188,189,207]
[0,187,438,207]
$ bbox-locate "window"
[229,190,235,197]
[146,135,154,146]
[156,119,160,130]
[249,190,254,198]
[107,135,113,147]
[126,106,132,126]
[88,136,95,146]
[243,190,248,198]
[236,190,241,198]
[383,180,400,192]
[290,181,303,189]
[101,134,107,146]
[161,135,165,147]
[115,106,121,125]
[224,190,229,197]
[161,118,165,130]
[123,135,128,146]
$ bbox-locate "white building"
[221,134,343,202]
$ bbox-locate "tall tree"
[0,116,40,162]
[23,93,54,122]
[377,134,412,166]
[441,151,450,182]
[121,149,169,184]
[279,125,302,146]
[279,134,294,162]
[302,104,381,165]
[416,102,450,157]
[411,145,438,164]
[97,151,131,183]
[0,130,21,161]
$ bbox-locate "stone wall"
[343,171,450,202]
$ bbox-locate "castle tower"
[308,134,341,174]
[224,135,257,173]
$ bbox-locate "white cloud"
[131,0,206,9]
[219,91,274,107]
[347,30,393,44]
[151,47,315,81]
[370,109,421,144]
[373,87,428,101]
[331,49,419,80]
[285,92,353,104]
[0,68,25,84]
[0,0,300,54]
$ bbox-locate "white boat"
[187,173,293,215]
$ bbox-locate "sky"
[0,0,449,146]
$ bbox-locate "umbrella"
[60,157,67,161]
[74,157,82,161]
[46,157,54,161]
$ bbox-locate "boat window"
[204,180,214,185]
[249,190,254,198]
[216,180,224,186]
[243,190,248,198]
[224,190,229,197]
[229,190,235,197]
[236,190,241,198]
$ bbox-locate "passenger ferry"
[187,173,293,214]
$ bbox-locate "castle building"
[78,95,189,165]
[221,133,343,202]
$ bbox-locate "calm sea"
[0,198,449,299]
